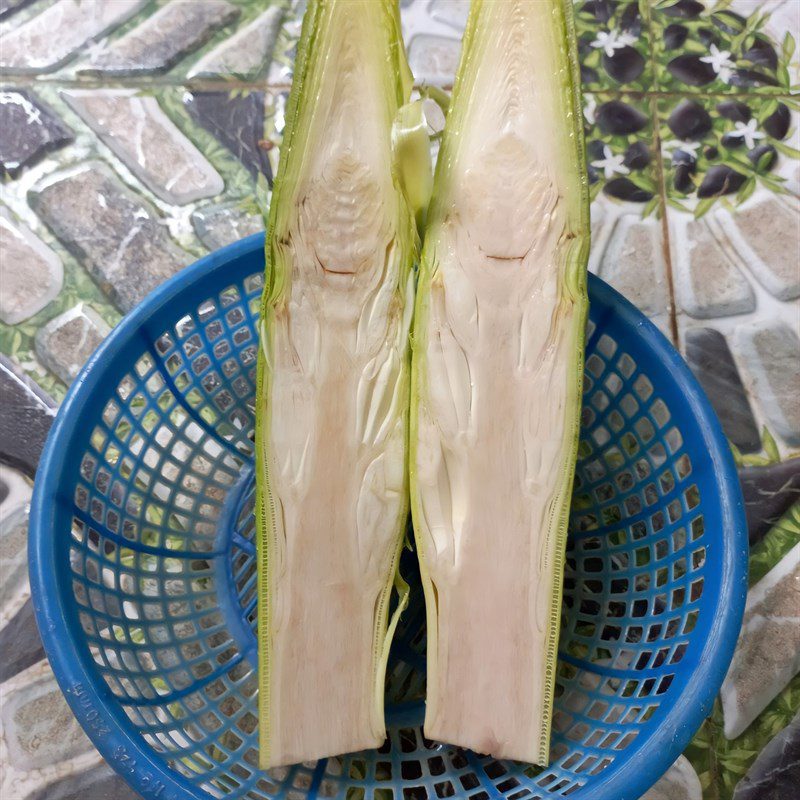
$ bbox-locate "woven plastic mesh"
[33,239,740,800]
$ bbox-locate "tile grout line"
[650,92,681,350]
[640,0,680,350]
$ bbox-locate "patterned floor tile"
[0,660,104,800]
[657,94,800,212]
[0,0,147,75]
[589,195,673,335]
[669,183,800,454]
[573,0,655,93]
[0,83,280,399]
[721,541,800,739]
[650,0,799,95]
[585,92,661,212]
[1,2,799,799]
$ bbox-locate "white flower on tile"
[700,44,737,83]
[584,95,597,125]
[662,139,701,159]
[726,119,766,150]
[591,145,630,179]
[590,29,638,58]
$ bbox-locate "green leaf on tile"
[761,426,780,463]
[773,140,800,158]
[694,197,716,219]
[737,176,756,204]
[783,31,796,63]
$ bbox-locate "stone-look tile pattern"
[29,161,192,312]
[0,355,56,478]
[82,0,240,76]
[187,5,286,81]
[0,210,63,325]
[733,710,800,800]
[685,328,760,453]
[0,661,102,800]
[191,201,264,250]
[407,33,462,86]
[716,198,800,301]
[721,542,800,740]
[0,0,146,74]
[3,670,94,770]
[737,322,800,446]
[592,213,668,320]
[25,764,142,800]
[642,756,702,800]
[0,0,34,21]
[0,464,31,627]
[0,466,44,718]
[184,90,273,181]
[0,504,28,610]
[0,90,73,178]
[0,598,44,684]
[62,89,224,206]
[428,0,469,31]
[739,460,800,546]
[34,304,111,384]
[671,216,755,318]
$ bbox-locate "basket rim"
[28,232,748,800]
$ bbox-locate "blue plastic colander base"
[29,235,746,800]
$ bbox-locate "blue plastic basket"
[30,234,747,800]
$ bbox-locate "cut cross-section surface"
[255,0,418,769]
[410,0,589,767]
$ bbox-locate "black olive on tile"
[697,165,746,197]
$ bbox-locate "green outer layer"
[255,0,415,768]
[408,0,590,767]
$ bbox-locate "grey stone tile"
[717,198,800,301]
[428,0,469,31]
[0,503,28,609]
[0,356,56,478]
[672,217,755,319]
[739,459,800,546]
[184,91,273,181]
[407,33,462,86]
[62,89,224,205]
[595,214,668,318]
[733,711,800,800]
[2,670,93,770]
[34,303,111,384]
[25,764,141,800]
[0,464,31,515]
[0,89,73,178]
[29,161,192,312]
[684,328,760,453]
[737,321,800,446]
[0,0,146,74]
[0,600,45,684]
[0,209,63,325]
[641,756,702,800]
[721,542,800,740]
[0,463,32,638]
[187,5,285,80]
[83,0,240,76]
[0,0,35,21]
[191,201,264,250]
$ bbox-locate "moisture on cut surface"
[410,0,589,766]
[256,0,415,768]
